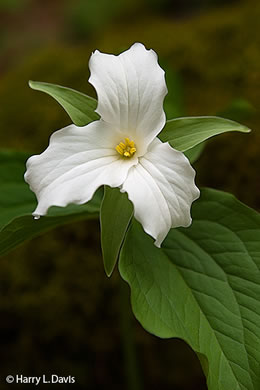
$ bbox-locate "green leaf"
[119,188,260,390]
[0,150,101,256]
[0,150,36,230]
[159,116,251,152]
[100,186,133,277]
[29,80,99,126]
[184,141,206,163]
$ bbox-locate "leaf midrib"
[165,230,253,390]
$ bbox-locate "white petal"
[24,121,138,216]
[122,139,200,247]
[89,43,167,155]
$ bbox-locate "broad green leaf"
[100,186,133,277]
[0,150,101,256]
[29,80,99,126]
[119,188,260,390]
[159,116,251,152]
[0,150,36,230]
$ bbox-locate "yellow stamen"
[115,138,137,158]
[119,142,126,149]
[115,145,124,154]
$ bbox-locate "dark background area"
[0,0,259,389]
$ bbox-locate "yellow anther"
[119,142,126,149]
[115,137,137,158]
[115,145,124,155]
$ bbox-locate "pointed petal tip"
[32,204,46,218]
[154,240,161,248]
[91,49,101,56]
[32,214,41,220]
[130,42,146,50]
[127,42,160,61]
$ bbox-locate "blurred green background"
[0,0,259,389]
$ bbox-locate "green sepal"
[184,141,206,163]
[159,116,251,152]
[29,80,99,126]
[100,186,133,277]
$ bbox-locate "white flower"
[24,43,200,247]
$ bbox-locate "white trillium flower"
[24,43,200,247]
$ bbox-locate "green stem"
[119,279,142,390]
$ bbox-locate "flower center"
[115,137,136,158]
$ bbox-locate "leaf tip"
[240,125,252,133]
[28,80,36,90]
[104,265,113,278]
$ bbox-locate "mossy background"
[0,0,259,389]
